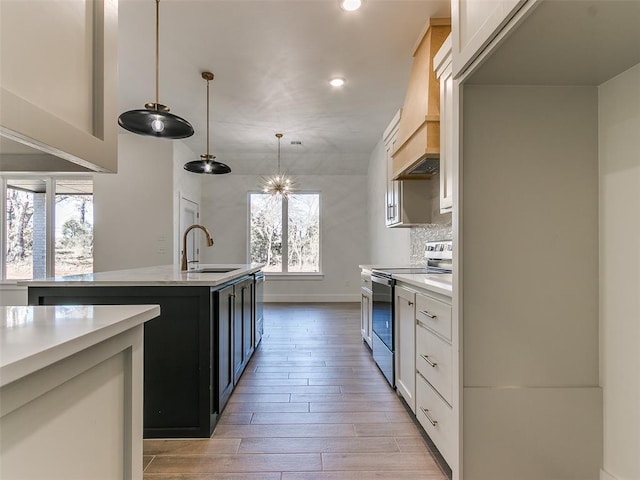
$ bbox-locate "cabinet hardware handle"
[420,407,438,427]
[420,354,437,367]
[419,310,437,319]
[408,301,414,306]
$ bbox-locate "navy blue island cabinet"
[27,273,262,438]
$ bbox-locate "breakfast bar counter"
[0,304,160,480]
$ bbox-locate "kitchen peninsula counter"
[1,305,160,479]
[21,264,265,438]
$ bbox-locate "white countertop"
[393,273,452,297]
[18,264,263,288]
[0,304,160,387]
[359,265,452,297]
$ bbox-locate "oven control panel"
[425,240,453,261]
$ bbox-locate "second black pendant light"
[118,0,194,139]
[184,72,231,174]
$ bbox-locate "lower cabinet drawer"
[416,292,452,341]
[416,373,454,465]
[416,323,453,405]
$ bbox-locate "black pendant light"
[184,72,231,174]
[118,0,194,139]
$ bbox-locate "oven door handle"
[371,274,394,287]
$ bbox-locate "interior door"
[180,196,200,266]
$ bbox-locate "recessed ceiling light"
[329,77,345,87]
[340,0,362,11]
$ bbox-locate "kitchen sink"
[192,267,240,273]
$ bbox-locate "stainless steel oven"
[371,272,395,386]
[371,240,453,387]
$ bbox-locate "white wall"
[599,62,640,480]
[366,137,410,264]
[93,134,175,271]
[461,85,602,478]
[199,174,368,302]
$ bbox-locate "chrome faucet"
[181,224,214,271]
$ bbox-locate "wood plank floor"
[143,303,448,480]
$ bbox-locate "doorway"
[179,196,200,267]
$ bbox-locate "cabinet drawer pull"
[420,406,438,427]
[408,300,414,306]
[419,310,437,319]
[420,354,437,367]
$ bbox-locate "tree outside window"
[5,187,37,279]
[55,193,93,276]
[250,193,320,273]
[2,178,93,280]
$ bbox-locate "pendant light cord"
[155,0,160,108]
[206,77,210,157]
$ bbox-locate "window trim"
[248,191,322,276]
[1,174,94,281]
[0,177,5,281]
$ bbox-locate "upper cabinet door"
[0,0,118,172]
[434,36,453,214]
[451,0,527,78]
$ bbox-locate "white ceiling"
[118,0,450,175]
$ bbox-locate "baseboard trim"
[265,294,360,303]
[601,468,618,480]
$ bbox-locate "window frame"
[0,174,93,281]
[247,191,323,279]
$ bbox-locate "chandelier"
[261,133,295,198]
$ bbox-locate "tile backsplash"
[410,222,452,265]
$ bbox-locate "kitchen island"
[1,304,160,480]
[21,263,264,438]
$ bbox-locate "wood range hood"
[392,18,451,181]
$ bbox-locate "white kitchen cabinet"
[416,372,455,464]
[394,284,416,412]
[414,288,454,465]
[434,35,454,214]
[416,290,452,342]
[384,110,401,226]
[451,0,530,77]
[384,110,432,227]
[360,273,373,348]
[0,0,118,172]
[392,279,455,471]
[416,319,453,405]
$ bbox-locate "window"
[1,177,93,280]
[249,193,320,274]
[54,180,93,276]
